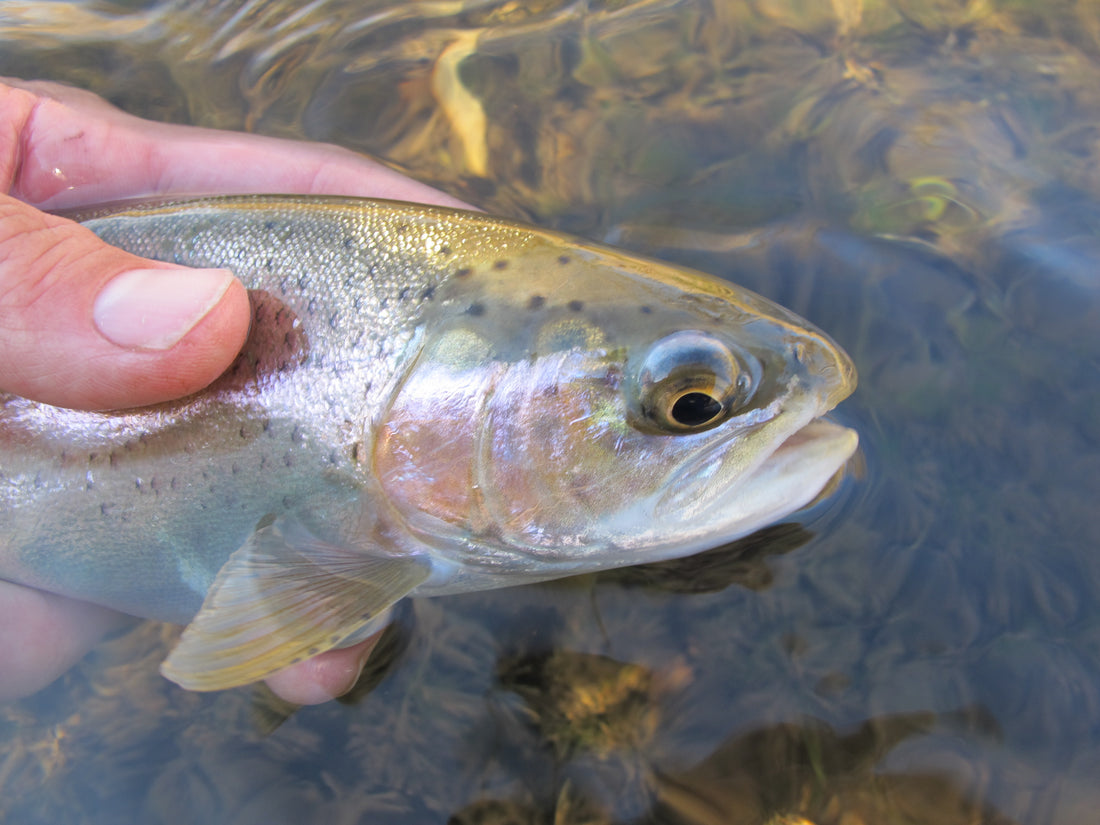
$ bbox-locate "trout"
[0,196,858,691]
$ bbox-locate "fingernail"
[94,267,235,350]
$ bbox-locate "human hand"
[0,78,468,704]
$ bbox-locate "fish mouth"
[656,416,860,541]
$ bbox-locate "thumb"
[0,195,250,410]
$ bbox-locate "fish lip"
[769,416,853,456]
[655,413,859,529]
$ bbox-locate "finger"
[0,580,129,702]
[263,633,383,705]
[0,194,250,409]
[1,78,471,211]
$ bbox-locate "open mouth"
[656,416,860,537]
[756,418,860,487]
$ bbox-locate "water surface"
[2,1,1099,823]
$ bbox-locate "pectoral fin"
[161,518,429,691]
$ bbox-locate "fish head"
[373,236,857,579]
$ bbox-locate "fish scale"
[0,195,858,691]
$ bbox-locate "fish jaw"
[641,416,859,557]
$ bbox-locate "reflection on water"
[3,0,1100,822]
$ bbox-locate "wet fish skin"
[3,197,436,623]
[0,195,857,690]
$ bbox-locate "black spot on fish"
[398,287,410,301]
[640,305,652,314]
[284,453,294,468]
[308,647,320,656]
[265,258,274,271]
[330,634,343,644]
[439,244,452,256]
[344,237,355,249]
[396,223,410,234]
[558,254,571,265]
[264,220,276,230]
[421,286,436,301]
[467,303,486,317]
[493,259,509,270]
[567,300,584,312]
[455,267,472,278]
[527,295,546,310]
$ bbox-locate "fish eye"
[627,331,758,434]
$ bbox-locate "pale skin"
[0,78,470,704]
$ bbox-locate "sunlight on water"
[2,0,1100,823]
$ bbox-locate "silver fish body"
[0,196,858,690]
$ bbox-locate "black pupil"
[671,392,722,427]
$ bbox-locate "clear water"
[2,1,1100,822]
